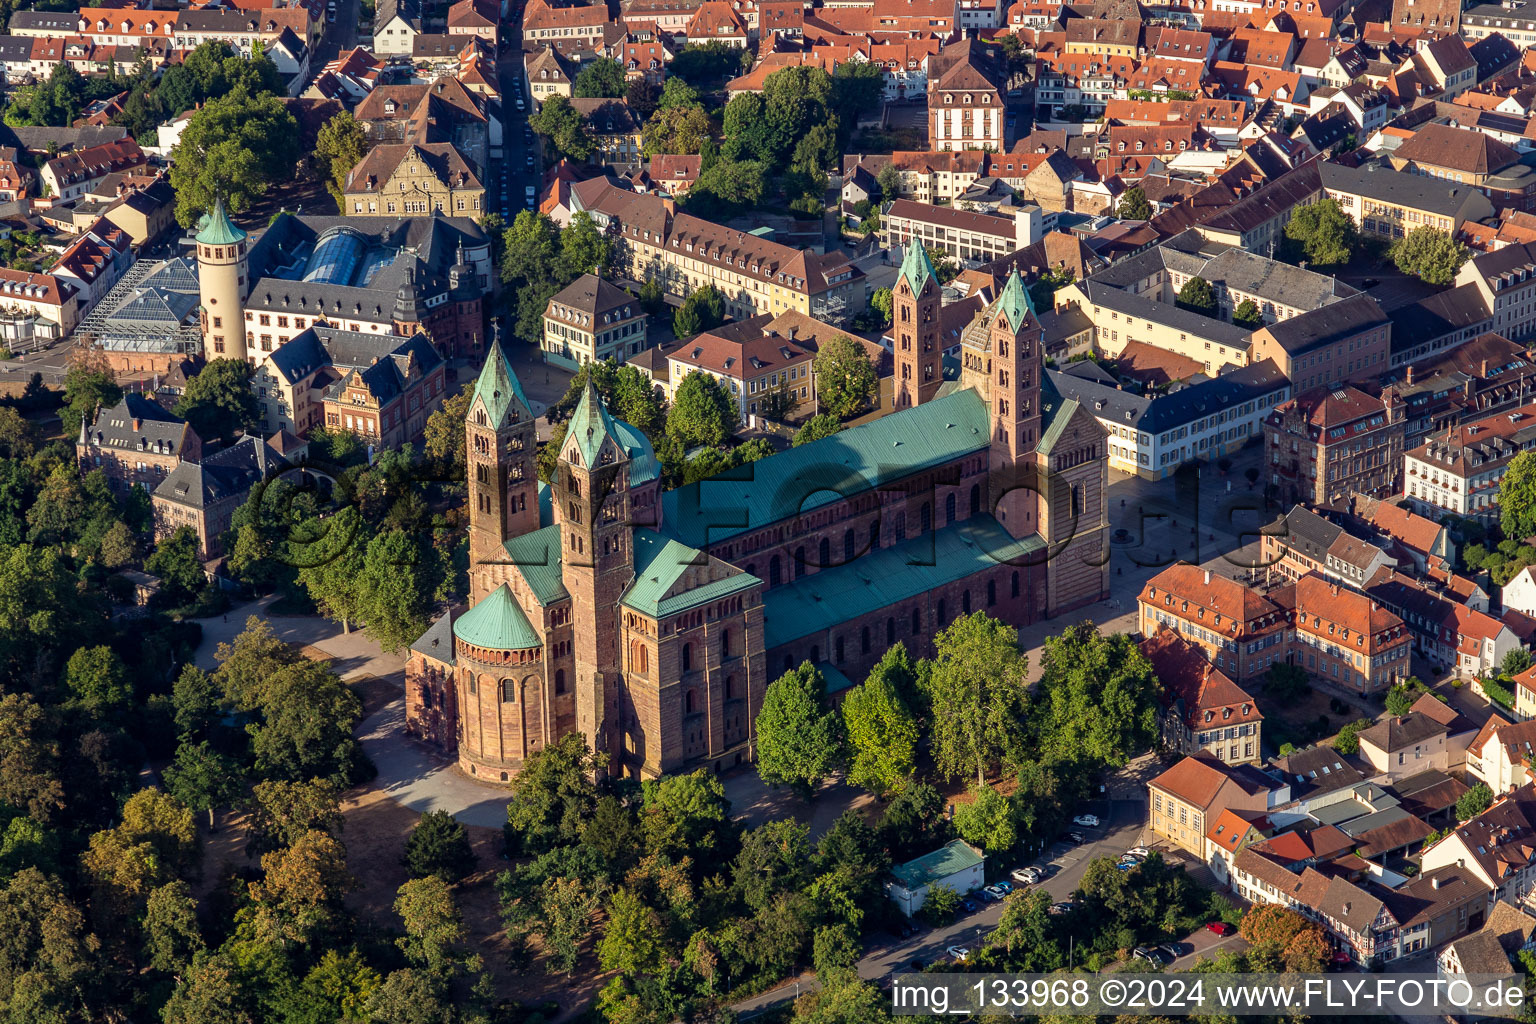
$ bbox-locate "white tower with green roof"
[194,197,250,363]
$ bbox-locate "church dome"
[452,584,541,652]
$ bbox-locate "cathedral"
[404,246,1110,781]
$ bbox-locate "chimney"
[1204,569,1212,584]
[131,417,140,432]
[1431,875,1442,889]
[1405,364,1414,384]
[661,196,676,217]
[1482,358,1490,377]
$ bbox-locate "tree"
[597,887,668,976]
[1390,226,1468,286]
[1502,451,1536,544]
[1507,649,1534,677]
[923,613,1030,785]
[404,810,477,884]
[573,58,626,98]
[869,286,893,326]
[640,769,733,863]
[1232,299,1264,328]
[559,210,612,278]
[246,777,345,854]
[170,89,301,226]
[291,950,381,1024]
[529,95,594,162]
[62,644,131,716]
[82,789,199,914]
[686,159,768,218]
[1282,926,1330,973]
[1332,717,1376,755]
[247,829,356,944]
[666,370,737,447]
[793,413,843,447]
[164,740,245,829]
[1035,624,1161,769]
[540,876,599,975]
[355,529,432,653]
[1266,662,1310,702]
[841,651,918,795]
[97,520,136,569]
[1283,197,1357,267]
[672,284,725,339]
[506,733,603,855]
[813,335,878,419]
[642,104,712,157]
[422,382,472,477]
[295,505,367,632]
[174,358,260,446]
[953,783,1019,854]
[314,110,369,207]
[756,663,843,799]
[60,360,121,439]
[1240,904,1312,947]
[1175,276,1217,318]
[876,163,901,201]
[146,526,206,602]
[143,881,204,974]
[246,660,365,784]
[0,694,64,823]
[920,883,961,924]
[1457,781,1494,821]
[1118,186,1151,220]
[163,951,257,1024]
[499,208,562,287]
[394,876,467,976]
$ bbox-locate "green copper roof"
[898,242,936,297]
[566,380,620,468]
[1035,375,1083,456]
[195,197,247,246]
[662,389,990,549]
[623,530,762,618]
[998,270,1035,333]
[502,525,568,607]
[472,339,532,428]
[761,514,1043,649]
[452,583,541,650]
[890,840,985,891]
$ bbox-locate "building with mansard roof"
[403,246,1109,781]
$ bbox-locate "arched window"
[811,644,820,662]
[682,643,693,672]
[746,563,756,579]
[962,590,972,615]
[783,655,794,672]
[721,628,732,658]
[770,555,782,586]
[501,678,517,703]
[921,503,932,533]
[937,598,947,623]
[818,537,830,567]
[970,483,981,515]
[835,636,845,663]
[1012,571,1020,598]
[685,689,696,714]
[887,617,896,645]
[945,492,956,524]
[911,607,921,634]
[555,668,566,694]
[869,519,880,551]
[987,580,997,606]
[795,546,807,577]
[861,626,871,654]
[843,528,855,562]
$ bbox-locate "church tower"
[988,271,1045,539]
[195,197,250,363]
[892,242,941,409]
[466,338,539,573]
[553,383,634,770]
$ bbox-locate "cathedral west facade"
[404,246,1110,781]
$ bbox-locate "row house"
[1422,783,1536,909]
[39,138,146,203]
[1264,385,1405,510]
[1136,564,1291,686]
[1140,629,1264,766]
[1404,401,1536,522]
[1321,160,1495,242]
[1456,243,1536,343]
[1150,752,1286,856]
[1272,573,1413,694]
[1468,716,1536,794]
[871,40,940,101]
[523,0,615,55]
[1260,504,1396,589]
[0,267,79,346]
[1364,567,1520,678]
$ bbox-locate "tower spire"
[897,240,936,297]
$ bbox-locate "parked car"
[1073,814,1100,828]
[1114,861,1136,872]
[946,946,971,963]
[1206,921,1235,936]
[983,885,1007,901]
[994,880,1013,894]
[1155,945,1180,964]
[1062,831,1086,844]
[961,898,979,914]
[1011,867,1044,885]
[1128,846,1150,857]
[1132,947,1156,964]
[1049,901,1076,915]
[976,887,999,903]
